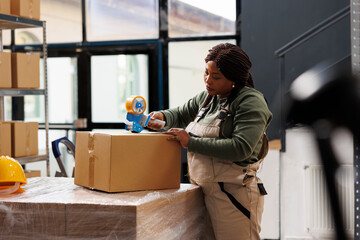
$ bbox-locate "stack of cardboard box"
[0,0,41,159]
[0,52,39,89]
[0,0,40,19]
[0,0,41,89]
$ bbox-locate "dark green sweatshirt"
[161,87,272,166]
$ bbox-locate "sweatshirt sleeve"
[161,91,208,129]
[187,92,272,162]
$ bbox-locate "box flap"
[74,132,111,191]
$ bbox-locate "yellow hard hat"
[0,156,27,194]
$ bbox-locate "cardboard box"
[0,0,10,14]
[8,121,38,157]
[0,122,11,156]
[75,132,181,192]
[24,170,41,178]
[10,0,40,20]
[12,52,40,89]
[0,177,213,239]
[0,52,11,88]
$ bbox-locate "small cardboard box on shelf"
[7,121,38,158]
[10,0,40,20]
[11,53,40,89]
[0,122,11,156]
[0,0,10,14]
[24,170,41,178]
[0,52,11,88]
[75,131,181,193]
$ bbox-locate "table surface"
[0,177,200,206]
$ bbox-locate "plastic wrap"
[0,177,215,239]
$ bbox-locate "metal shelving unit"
[0,14,49,176]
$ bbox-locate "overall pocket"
[187,152,215,183]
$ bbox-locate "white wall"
[259,149,280,239]
[259,127,354,240]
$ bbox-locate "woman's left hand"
[163,128,190,148]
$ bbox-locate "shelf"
[38,123,87,130]
[16,154,47,165]
[0,10,49,175]
[0,13,44,29]
[0,89,45,96]
[39,123,74,130]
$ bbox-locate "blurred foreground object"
[286,61,360,133]
[285,62,358,240]
[0,156,27,195]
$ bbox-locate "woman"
[148,43,272,240]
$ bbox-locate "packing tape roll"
[88,133,95,188]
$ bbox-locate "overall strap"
[194,95,215,122]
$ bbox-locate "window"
[168,0,236,37]
[91,54,149,122]
[168,39,236,108]
[86,0,159,41]
[14,0,82,44]
[24,57,78,123]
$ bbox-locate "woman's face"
[204,61,234,98]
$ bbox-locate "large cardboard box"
[0,52,11,88]
[0,122,11,156]
[0,177,214,239]
[12,52,40,89]
[0,0,10,14]
[9,121,38,157]
[10,0,40,20]
[75,132,181,192]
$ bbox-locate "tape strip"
[26,53,31,64]
[26,123,30,156]
[88,133,95,188]
[29,0,33,19]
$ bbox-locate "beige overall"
[185,102,267,240]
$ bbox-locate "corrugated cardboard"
[8,121,38,157]
[74,132,181,192]
[0,122,11,156]
[11,53,40,89]
[24,170,41,178]
[0,0,10,14]
[0,52,11,88]
[0,202,66,238]
[10,0,40,20]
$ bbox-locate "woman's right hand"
[147,111,165,130]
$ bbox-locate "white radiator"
[305,165,354,237]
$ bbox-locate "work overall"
[185,97,268,240]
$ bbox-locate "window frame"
[10,0,241,132]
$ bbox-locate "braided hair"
[205,43,254,104]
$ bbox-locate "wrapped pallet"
[0,177,215,239]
